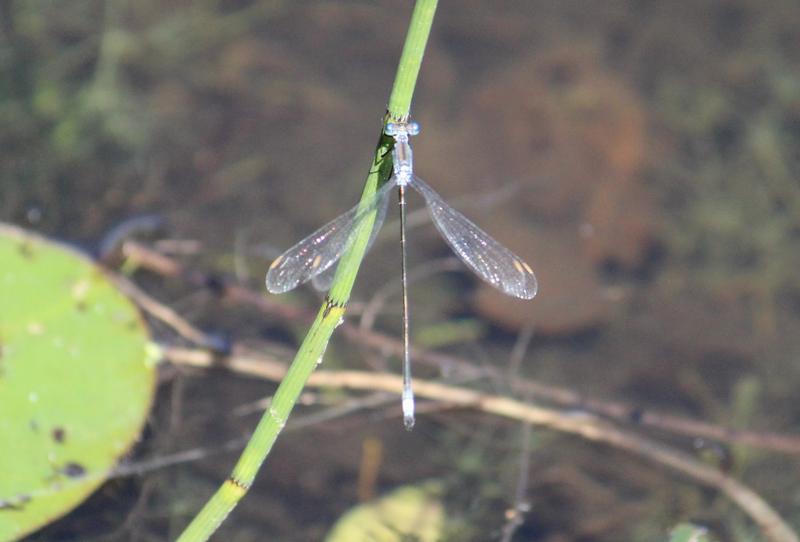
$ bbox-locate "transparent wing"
[410,176,538,299]
[308,257,338,293]
[266,181,395,294]
[310,187,390,292]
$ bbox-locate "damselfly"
[266,121,537,429]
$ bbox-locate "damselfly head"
[385,120,421,138]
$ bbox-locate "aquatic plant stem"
[387,0,437,122]
[174,2,438,540]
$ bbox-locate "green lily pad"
[0,223,156,541]
[324,482,445,542]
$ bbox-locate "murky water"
[3,1,800,540]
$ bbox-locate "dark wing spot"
[52,427,66,443]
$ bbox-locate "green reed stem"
[387,0,437,122]
[175,2,438,540]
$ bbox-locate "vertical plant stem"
[387,0,437,122]
[175,1,438,540]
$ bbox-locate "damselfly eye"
[407,121,420,136]
[385,123,397,136]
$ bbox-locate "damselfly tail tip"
[402,389,415,431]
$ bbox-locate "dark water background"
[3,0,800,540]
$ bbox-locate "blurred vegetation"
[0,0,288,241]
[659,56,800,340]
[3,1,800,541]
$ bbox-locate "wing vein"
[266,181,395,293]
[410,176,537,299]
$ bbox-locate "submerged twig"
[162,345,798,542]
[500,326,535,542]
[110,274,213,347]
[120,239,800,457]
[112,240,800,541]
